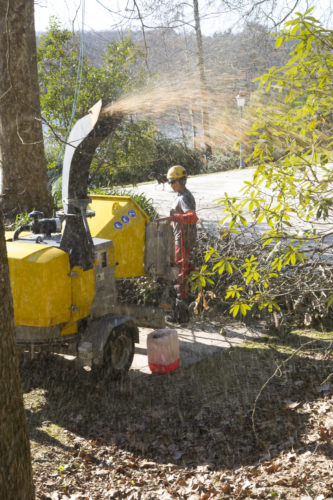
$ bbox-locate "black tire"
[93,326,135,380]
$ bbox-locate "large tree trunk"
[0,209,35,499]
[193,0,212,157]
[0,0,52,219]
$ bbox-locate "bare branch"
[133,0,151,72]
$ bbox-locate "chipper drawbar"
[5,99,178,379]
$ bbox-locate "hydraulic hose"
[13,224,31,241]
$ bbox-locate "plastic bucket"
[147,329,180,373]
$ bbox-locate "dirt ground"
[21,320,333,500]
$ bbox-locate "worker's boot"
[166,298,189,324]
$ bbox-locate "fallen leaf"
[264,462,279,473]
[221,483,232,493]
[242,479,252,490]
[319,423,332,440]
[95,469,109,476]
[284,400,301,409]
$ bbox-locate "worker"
[167,165,198,302]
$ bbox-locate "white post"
[236,94,246,169]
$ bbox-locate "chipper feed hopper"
[5,99,176,378]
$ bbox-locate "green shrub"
[205,151,239,173]
[92,187,159,220]
[88,137,205,188]
[152,137,204,177]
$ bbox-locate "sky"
[34,0,332,35]
[34,0,236,35]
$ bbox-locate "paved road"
[127,166,333,237]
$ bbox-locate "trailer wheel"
[94,326,135,380]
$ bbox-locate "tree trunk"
[0,0,52,219]
[161,33,188,147]
[192,0,212,157]
[0,209,35,499]
[183,30,199,148]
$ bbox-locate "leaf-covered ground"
[22,326,333,499]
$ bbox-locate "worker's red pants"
[174,245,195,299]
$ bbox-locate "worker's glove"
[172,211,198,225]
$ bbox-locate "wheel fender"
[78,314,138,366]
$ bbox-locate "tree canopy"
[192,11,333,329]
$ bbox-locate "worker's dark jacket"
[171,188,197,248]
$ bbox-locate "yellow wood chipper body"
[5,100,161,379]
[88,195,147,279]
[5,99,175,378]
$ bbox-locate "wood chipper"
[5,99,178,379]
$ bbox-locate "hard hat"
[167,165,187,180]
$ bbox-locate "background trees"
[38,19,205,188]
[38,21,149,170]
[35,1,315,192]
[38,18,286,186]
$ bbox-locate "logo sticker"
[121,215,130,224]
[128,209,136,218]
[114,221,123,230]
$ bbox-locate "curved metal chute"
[60,100,122,269]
